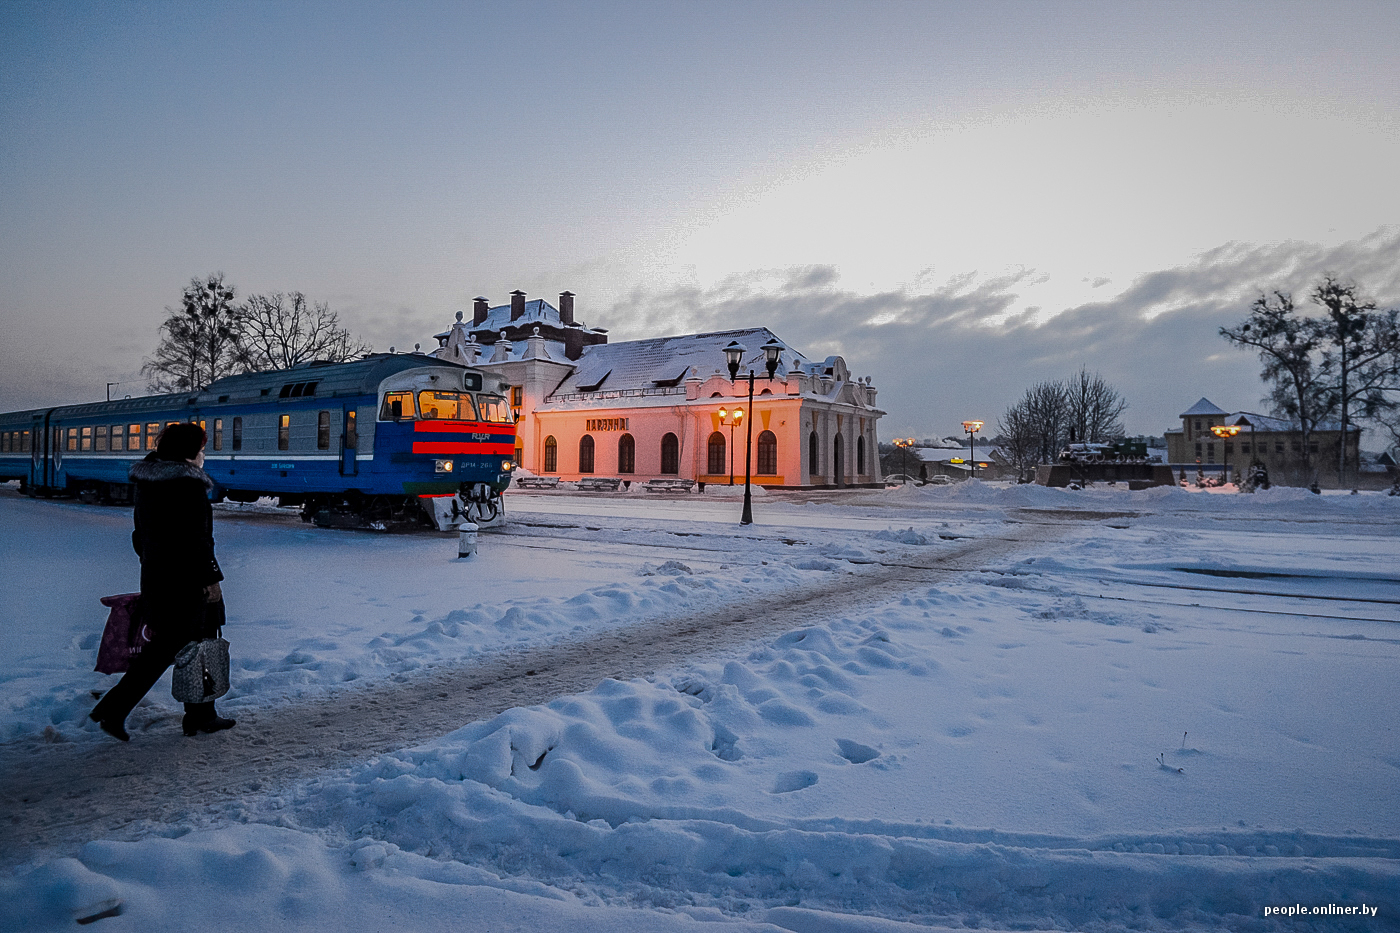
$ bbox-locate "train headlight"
[434,459,454,473]
[501,459,515,472]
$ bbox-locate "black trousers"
[92,591,224,726]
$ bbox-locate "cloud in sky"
[1,3,1398,445]
[601,227,1400,439]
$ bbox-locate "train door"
[51,421,66,491]
[29,412,47,493]
[339,407,358,476]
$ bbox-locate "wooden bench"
[515,475,560,489]
[575,477,622,492]
[641,478,695,493]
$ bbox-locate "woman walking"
[90,422,235,740]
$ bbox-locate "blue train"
[0,354,517,528]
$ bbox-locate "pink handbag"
[94,593,150,674]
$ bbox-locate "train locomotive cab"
[368,366,516,526]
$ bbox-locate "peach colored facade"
[524,370,881,487]
[430,297,883,488]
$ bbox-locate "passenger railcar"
[0,354,516,528]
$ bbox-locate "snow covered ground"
[2,481,1398,931]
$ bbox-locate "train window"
[463,373,482,391]
[19,431,28,453]
[279,381,320,399]
[476,394,511,423]
[317,411,331,450]
[146,424,159,450]
[112,425,124,451]
[95,426,108,452]
[345,411,358,449]
[278,414,290,451]
[213,419,223,451]
[1,432,8,453]
[417,391,478,421]
[81,427,92,451]
[232,417,242,451]
[381,391,416,421]
[67,428,78,451]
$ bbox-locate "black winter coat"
[129,455,224,604]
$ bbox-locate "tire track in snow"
[0,516,1071,869]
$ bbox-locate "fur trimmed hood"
[129,455,215,490]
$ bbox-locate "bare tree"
[1065,366,1127,445]
[996,398,1040,482]
[1309,277,1400,487]
[142,273,243,392]
[998,380,1071,478]
[238,292,372,372]
[1222,281,1400,487]
[1219,291,1328,485]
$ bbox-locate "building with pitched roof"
[1164,397,1363,487]
[430,292,884,487]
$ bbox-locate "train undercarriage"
[294,483,504,532]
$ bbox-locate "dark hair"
[154,422,207,462]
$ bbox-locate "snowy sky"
[2,0,1399,439]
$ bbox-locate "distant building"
[1164,397,1364,488]
[430,292,884,487]
[914,445,1007,480]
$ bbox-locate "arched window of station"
[808,430,819,477]
[856,435,866,475]
[617,433,635,473]
[757,430,777,476]
[543,435,558,473]
[707,431,726,476]
[660,433,679,475]
[833,434,845,486]
[579,434,595,474]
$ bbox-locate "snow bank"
[4,485,1399,932]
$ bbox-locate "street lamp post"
[892,438,916,482]
[962,420,984,479]
[1210,424,1241,487]
[716,406,744,486]
[724,339,784,525]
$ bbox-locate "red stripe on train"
[413,421,514,436]
[412,442,517,455]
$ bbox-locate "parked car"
[927,474,953,485]
[884,473,918,485]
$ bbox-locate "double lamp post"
[723,338,784,525]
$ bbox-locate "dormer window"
[278,381,319,398]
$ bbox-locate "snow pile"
[3,484,1399,931]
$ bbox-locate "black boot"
[182,704,236,736]
[89,710,130,742]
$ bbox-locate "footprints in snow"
[770,739,882,793]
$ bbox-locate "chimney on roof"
[472,297,489,327]
[559,291,575,326]
[564,327,584,361]
[510,290,526,321]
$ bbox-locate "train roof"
[200,353,469,402]
[0,354,475,423]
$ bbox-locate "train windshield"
[417,390,478,421]
[476,394,512,424]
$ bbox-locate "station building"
[1164,397,1365,488]
[430,291,884,487]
